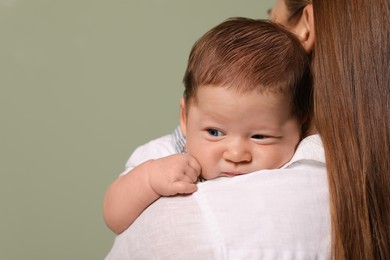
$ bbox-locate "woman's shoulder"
[107,167,330,259]
[283,134,325,169]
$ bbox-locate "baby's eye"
[251,134,267,140]
[207,129,224,137]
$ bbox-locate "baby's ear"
[179,97,187,137]
[295,4,315,53]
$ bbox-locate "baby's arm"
[103,154,201,234]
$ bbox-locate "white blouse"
[106,134,330,260]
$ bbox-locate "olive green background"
[1,1,273,259]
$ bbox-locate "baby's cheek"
[272,148,295,168]
[201,170,217,180]
[198,161,218,180]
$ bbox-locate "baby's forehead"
[190,85,293,110]
[187,85,294,118]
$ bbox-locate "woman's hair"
[284,0,312,24]
[312,0,390,259]
[183,18,312,134]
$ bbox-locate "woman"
[106,0,389,258]
[272,0,390,259]
[106,16,329,260]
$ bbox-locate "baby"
[103,17,312,234]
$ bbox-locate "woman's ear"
[179,97,187,137]
[294,4,315,53]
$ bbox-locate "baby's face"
[180,85,301,180]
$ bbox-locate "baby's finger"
[186,156,202,175]
[180,173,197,184]
[184,167,201,183]
[172,181,198,194]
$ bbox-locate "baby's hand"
[146,154,201,197]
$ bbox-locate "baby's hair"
[183,17,312,134]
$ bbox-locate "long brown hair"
[312,0,390,259]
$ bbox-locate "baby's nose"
[222,140,252,163]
